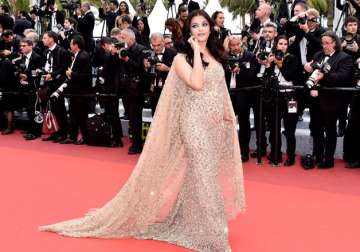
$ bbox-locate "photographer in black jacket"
[143,32,176,115]
[265,35,302,166]
[101,37,124,147]
[59,35,92,145]
[304,31,353,168]
[224,36,258,162]
[118,28,146,154]
[16,38,43,140]
[40,31,71,142]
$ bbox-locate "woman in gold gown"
[40,10,245,252]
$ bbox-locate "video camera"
[306,61,331,89]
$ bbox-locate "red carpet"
[1,132,360,252]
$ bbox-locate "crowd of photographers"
[1,0,360,169]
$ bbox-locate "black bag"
[86,114,115,147]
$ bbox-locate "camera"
[143,50,161,75]
[306,61,331,89]
[344,32,355,44]
[273,49,285,61]
[290,15,307,25]
[257,38,272,61]
[56,24,65,32]
[114,42,129,58]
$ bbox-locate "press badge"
[288,99,297,114]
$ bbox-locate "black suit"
[41,44,71,138]
[312,51,353,163]
[266,54,301,162]
[121,42,146,149]
[19,51,43,136]
[146,48,177,115]
[59,28,80,50]
[102,54,124,144]
[66,50,92,141]
[76,11,95,52]
[225,50,259,158]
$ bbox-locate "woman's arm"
[174,38,204,91]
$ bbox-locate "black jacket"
[145,47,177,86]
[42,44,71,90]
[67,50,92,95]
[313,51,354,111]
[76,11,95,51]
[20,51,43,91]
[225,50,258,88]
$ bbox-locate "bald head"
[256,3,271,23]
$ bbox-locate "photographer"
[253,22,278,158]
[0,5,14,32]
[40,31,71,142]
[143,33,176,115]
[15,38,43,140]
[59,35,92,145]
[58,17,79,50]
[99,0,121,35]
[342,17,360,168]
[100,37,124,147]
[75,2,95,53]
[336,0,360,27]
[224,36,258,162]
[116,15,142,46]
[304,31,353,168]
[118,28,146,154]
[0,30,21,60]
[266,35,301,166]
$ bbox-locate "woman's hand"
[187,36,201,52]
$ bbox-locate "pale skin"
[174,15,218,91]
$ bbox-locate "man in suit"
[304,31,353,168]
[17,38,43,140]
[119,28,146,154]
[41,31,71,142]
[143,33,177,115]
[75,2,95,53]
[224,36,258,162]
[99,0,120,35]
[59,35,92,145]
[58,17,80,50]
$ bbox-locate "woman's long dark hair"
[119,1,130,15]
[178,9,227,67]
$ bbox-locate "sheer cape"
[39,61,245,239]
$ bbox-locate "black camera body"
[143,50,161,75]
[257,38,272,61]
[273,49,285,61]
[227,54,251,72]
[344,32,355,44]
[297,16,307,25]
[114,42,129,58]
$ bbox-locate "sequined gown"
[40,55,246,252]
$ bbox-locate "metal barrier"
[1,84,360,165]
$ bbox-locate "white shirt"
[24,51,32,69]
[44,44,57,73]
[70,51,79,70]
